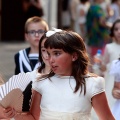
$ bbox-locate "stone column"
[41,0,58,29]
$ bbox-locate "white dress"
[32,74,105,120]
[109,60,120,120]
[102,42,120,109]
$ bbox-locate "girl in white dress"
[2,29,115,120]
[109,58,120,120]
[101,18,120,110]
[110,19,120,120]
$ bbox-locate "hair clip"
[46,27,62,37]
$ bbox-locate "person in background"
[0,33,51,119]
[76,0,90,38]
[61,0,71,30]
[86,0,111,58]
[14,16,49,75]
[109,57,120,120]
[3,29,115,120]
[69,0,80,31]
[108,0,120,24]
[101,18,120,111]
[22,0,44,22]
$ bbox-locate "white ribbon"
[46,27,62,37]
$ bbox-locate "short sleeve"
[32,81,40,93]
[32,80,43,94]
[91,77,105,98]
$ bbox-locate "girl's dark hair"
[111,0,118,3]
[44,31,90,94]
[110,18,120,37]
[80,0,89,3]
[38,33,47,73]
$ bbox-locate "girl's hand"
[112,89,120,99]
[100,64,106,72]
[3,107,16,118]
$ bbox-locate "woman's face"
[41,39,50,67]
[47,48,76,76]
[113,22,120,43]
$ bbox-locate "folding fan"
[0,73,32,112]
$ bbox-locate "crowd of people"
[0,0,120,120]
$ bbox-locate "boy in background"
[14,16,49,75]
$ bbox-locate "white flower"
[52,27,62,32]
[46,27,62,37]
[46,31,56,37]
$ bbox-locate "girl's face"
[41,39,50,67]
[47,48,76,76]
[113,22,120,43]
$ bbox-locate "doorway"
[1,0,25,41]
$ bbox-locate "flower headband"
[46,27,62,37]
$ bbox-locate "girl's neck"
[42,66,51,74]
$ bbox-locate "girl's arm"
[92,92,115,120]
[112,81,120,99]
[29,89,41,119]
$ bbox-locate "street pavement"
[0,42,116,120]
[0,41,29,82]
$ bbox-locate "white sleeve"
[91,77,105,98]
[32,80,43,94]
